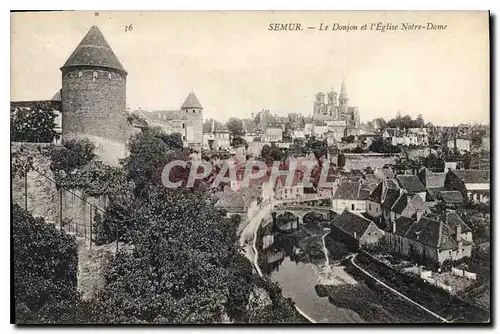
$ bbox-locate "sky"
[11,11,490,125]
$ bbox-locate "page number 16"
[125,24,133,32]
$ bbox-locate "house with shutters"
[331,180,372,213]
[384,211,473,268]
[330,210,385,249]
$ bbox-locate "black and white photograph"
[9,10,491,324]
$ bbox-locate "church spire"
[339,81,348,100]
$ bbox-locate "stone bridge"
[272,203,334,228]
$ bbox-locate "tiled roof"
[427,211,471,233]
[145,109,187,121]
[402,211,471,250]
[214,121,229,132]
[242,119,258,134]
[405,217,442,248]
[367,183,383,202]
[202,121,213,133]
[427,187,446,201]
[386,179,400,189]
[382,188,401,210]
[62,26,126,74]
[332,211,373,240]
[452,170,490,184]
[333,181,366,200]
[418,168,445,188]
[181,92,203,109]
[396,175,426,193]
[393,216,416,236]
[391,193,425,215]
[440,191,464,204]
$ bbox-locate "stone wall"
[343,153,398,171]
[62,68,130,142]
[11,142,107,233]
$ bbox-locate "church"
[313,82,360,128]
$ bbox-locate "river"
[257,213,365,323]
[256,212,439,323]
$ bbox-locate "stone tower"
[313,92,325,115]
[327,89,339,119]
[339,81,348,116]
[61,26,129,145]
[181,92,203,151]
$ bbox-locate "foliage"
[121,127,190,194]
[226,118,245,137]
[231,136,248,149]
[341,135,355,143]
[368,138,401,153]
[13,203,99,323]
[11,103,59,143]
[261,144,284,165]
[386,113,426,129]
[49,138,97,174]
[373,117,387,130]
[305,137,327,159]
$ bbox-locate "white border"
[3,1,497,333]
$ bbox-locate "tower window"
[78,71,82,78]
[193,110,196,114]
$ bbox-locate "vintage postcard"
[10,10,490,324]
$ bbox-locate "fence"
[13,162,107,249]
[452,267,477,280]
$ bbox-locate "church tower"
[339,81,348,116]
[314,92,326,115]
[327,89,339,119]
[61,26,129,145]
[181,92,203,151]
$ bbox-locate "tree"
[13,204,103,324]
[11,103,59,143]
[226,118,245,137]
[231,136,248,149]
[341,135,355,143]
[121,127,190,194]
[368,138,401,153]
[373,118,387,130]
[49,138,97,174]
[261,144,283,164]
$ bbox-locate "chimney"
[456,224,462,241]
[251,112,254,119]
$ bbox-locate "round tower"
[181,92,203,151]
[60,26,129,143]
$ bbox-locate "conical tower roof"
[181,92,203,109]
[61,26,126,74]
[339,81,348,99]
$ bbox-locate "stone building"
[313,82,360,128]
[11,25,132,165]
[135,92,204,150]
[61,25,132,164]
